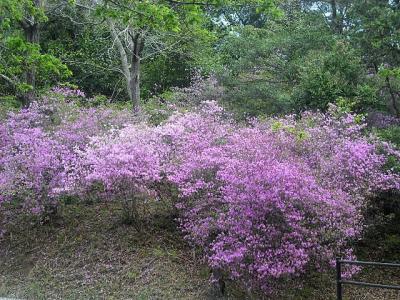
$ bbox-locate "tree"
[348,0,400,115]
[302,0,353,34]
[217,9,342,115]
[0,0,70,106]
[67,0,278,112]
[293,40,372,111]
[214,0,400,116]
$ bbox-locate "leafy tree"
[216,1,395,116]
[217,10,337,115]
[302,0,353,34]
[0,0,71,106]
[64,0,278,112]
[293,40,375,111]
[348,0,400,115]
[40,12,124,100]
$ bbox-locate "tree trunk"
[130,33,143,113]
[130,56,140,113]
[22,23,39,107]
[108,21,143,113]
[20,0,41,108]
[108,20,133,101]
[386,76,400,117]
[330,0,341,34]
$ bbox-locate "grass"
[0,201,220,300]
[0,200,399,299]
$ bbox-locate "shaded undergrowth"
[0,200,399,300]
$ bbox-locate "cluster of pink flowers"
[65,124,166,201]
[51,86,86,98]
[54,107,134,150]
[0,98,399,295]
[161,102,399,293]
[0,96,133,229]
[0,106,69,217]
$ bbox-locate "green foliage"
[41,17,123,99]
[379,67,400,80]
[214,1,399,116]
[293,41,370,110]
[374,125,400,173]
[376,125,400,148]
[0,35,71,92]
[217,11,344,116]
[143,91,185,125]
[349,0,400,68]
[0,0,71,100]
[0,95,20,118]
[0,0,47,28]
[1,0,399,117]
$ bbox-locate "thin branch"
[0,73,17,86]
[166,0,217,6]
[106,0,146,16]
[75,2,95,11]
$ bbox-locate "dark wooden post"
[336,258,342,300]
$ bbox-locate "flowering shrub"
[366,111,400,129]
[54,107,134,150]
[64,124,165,225]
[0,97,399,296]
[0,114,68,218]
[51,85,86,99]
[82,125,164,189]
[0,96,134,233]
[163,102,399,293]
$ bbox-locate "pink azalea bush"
[0,106,69,225]
[162,102,399,293]
[51,85,86,98]
[54,107,134,150]
[0,96,399,295]
[63,124,166,222]
[0,96,134,233]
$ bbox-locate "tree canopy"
[0,0,399,115]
